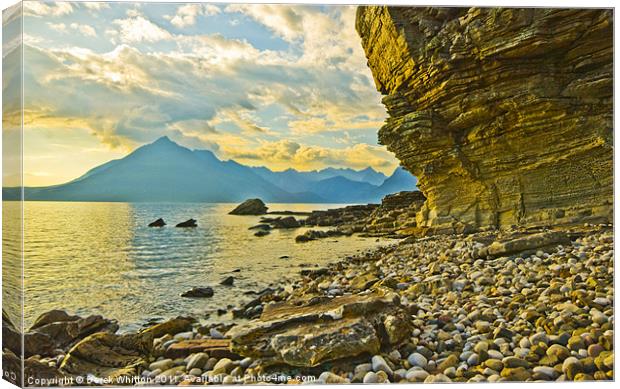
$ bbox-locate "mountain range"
[2,136,417,203]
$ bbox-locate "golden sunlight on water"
[15,201,388,331]
[2,201,22,329]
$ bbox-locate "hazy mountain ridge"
[3,137,417,203]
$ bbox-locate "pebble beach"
[30,225,611,385]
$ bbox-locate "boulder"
[487,231,571,258]
[59,332,153,383]
[181,287,214,298]
[141,317,194,338]
[30,309,80,330]
[31,314,119,352]
[4,309,118,358]
[227,292,410,367]
[229,199,268,215]
[254,230,270,237]
[2,310,22,356]
[148,218,166,227]
[176,219,197,228]
[272,216,300,229]
[220,276,234,286]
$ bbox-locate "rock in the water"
[181,287,214,298]
[176,219,197,228]
[355,7,612,232]
[220,276,234,286]
[148,218,166,227]
[272,216,300,229]
[295,229,346,242]
[254,230,270,237]
[249,224,271,230]
[227,293,409,367]
[296,230,326,242]
[229,199,268,215]
[59,332,153,383]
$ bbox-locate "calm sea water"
[3,202,386,332]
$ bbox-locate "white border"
[0,1,616,389]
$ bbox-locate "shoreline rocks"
[227,292,410,367]
[10,225,613,384]
[227,225,614,382]
[295,229,349,243]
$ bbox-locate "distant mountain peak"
[8,134,417,203]
[154,135,173,144]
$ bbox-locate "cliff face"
[356,7,613,232]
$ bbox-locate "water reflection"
[18,202,387,331]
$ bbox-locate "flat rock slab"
[60,332,153,383]
[487,231,570,258]
[141,318,193,338]
[227,292,409,367]
[165,339,238,359]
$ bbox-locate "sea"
[2,201,388,332]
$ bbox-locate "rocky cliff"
[356,7,613,233]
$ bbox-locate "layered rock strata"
[356,7,613,232]
[365,191,426,235]
[227,292,410,367]
[303,204,379,229]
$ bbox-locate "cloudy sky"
[6,1,397,186]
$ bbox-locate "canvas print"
[1,1,614,387]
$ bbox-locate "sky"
[4,1,398,186]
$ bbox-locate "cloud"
[82,2,110,11]
[167,4,221,28]
[46,22,97,37]
[113,16,172,43]
[70,23,97,37]
[214,108,272,135]
[22,4,398,181]
[24,1,74,17]
[223,139,397,173]
[47,22,67,32]
[225,4,309,42]
[167,119,219,136]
